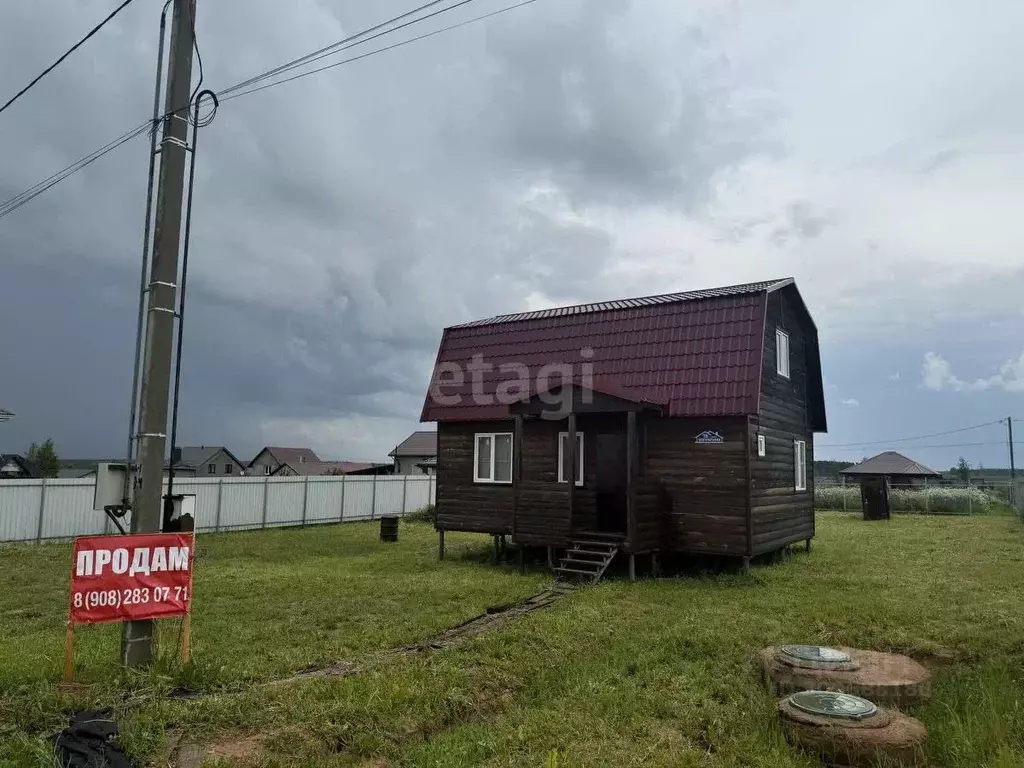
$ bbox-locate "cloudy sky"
[1,0,1022,469]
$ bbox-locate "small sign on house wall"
[694,430,725,444]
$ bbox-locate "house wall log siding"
[436,422,515,535]
[750,289,815,555]
[644,416,750,556]
[437,414,624,543]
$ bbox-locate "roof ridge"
[447,278,793,330]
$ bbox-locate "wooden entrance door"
[595,433,627,532]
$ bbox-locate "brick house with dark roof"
[420,278,827,572]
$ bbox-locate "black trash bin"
[380,515,399,542]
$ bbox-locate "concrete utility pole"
[121,0,197,668]
[1008,416,1016,508]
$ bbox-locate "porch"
[508,382,663,555]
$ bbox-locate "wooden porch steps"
[553,535,621,585]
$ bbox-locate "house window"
[557,432,584,486]
[224,463,233,475]
[757,434,766,457]
[263,465,271,475]
[207,463,216,475]
[299,455,305,463]
[776,328,790,378]
[794,440,807,491]
[474,433,513,483]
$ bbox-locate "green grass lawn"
[2,513,1024,766]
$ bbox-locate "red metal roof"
[421,279,797,423]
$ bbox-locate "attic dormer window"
[776,328,790,378]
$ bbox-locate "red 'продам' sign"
[69,533,194,625]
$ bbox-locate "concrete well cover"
[760,646,932,706]
[789,690,877,720]
[779,645,857,670]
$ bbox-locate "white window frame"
[207,463,216,475]
[794,440,807,491]
[473,432,513,484]
[557,432,584,486]
[776,328,790,379]
[757,434,766,457]
[263,464,271,475]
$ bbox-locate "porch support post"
[513,412,523,541]
[567,409,577,534]
[438,528,445,560]
[628,553,636,581]
[626,410,638,549]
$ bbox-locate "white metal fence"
[0,474,436,544]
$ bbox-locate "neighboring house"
[389,430,437,474]
[172,446,247,477]
[839,452,941,487]
[270,460,393,477]
[0,454,41,479]
[248,446,321,476]
[420,278,827,569]
[416,456,437,475]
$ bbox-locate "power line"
[0,122,151,219]
[0,0,140,117]
[222,0,537,103]
[817,419,1006,449]
[0,0,538,222]
[220,0,455,96]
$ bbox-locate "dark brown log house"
[420,278,827,573]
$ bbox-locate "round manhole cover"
[778,644,857,670]
[780,645,851,664]
[788,690,878,720]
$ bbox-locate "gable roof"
[0,454,42,478]
[249,446,321,468]
[174,446,246,469]
[273,460,387,476]
[389,430,437,457]
[839,452,941,477]
[421,278,824,425]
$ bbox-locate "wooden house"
[420,278,827,574]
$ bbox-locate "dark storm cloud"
[483,0,761,208]
[0,0,769,458]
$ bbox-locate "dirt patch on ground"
[163,731,267,768]
[205,733,267,761]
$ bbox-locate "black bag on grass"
[52,709,131,768]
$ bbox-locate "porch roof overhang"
[508,375,666,418]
